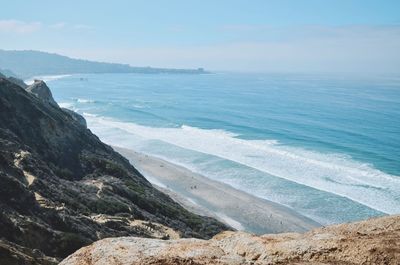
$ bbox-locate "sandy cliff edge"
[60,214,400,265]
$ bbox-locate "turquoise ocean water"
[44,72,400,225]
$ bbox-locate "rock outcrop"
[62,108,87,128]
[61,214,400,265]
[0,239,58,265]
[26,79,58,107]
[0,78,229,263]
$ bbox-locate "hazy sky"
[1,0,400,73]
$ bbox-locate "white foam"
[82,112,98,117]
[25,74,71,85]
[75,98,95,103]
[58,102,74,109]
[85,115,400,215]
[132,104,146,109]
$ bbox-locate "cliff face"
[0,77,229,264]
[61,214,400,265]
[0,71,27,88]
[26,80,58,107]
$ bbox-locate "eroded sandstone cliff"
[61,214,400,265]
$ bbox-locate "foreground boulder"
[61,214,400,265]
[0,78,229,263]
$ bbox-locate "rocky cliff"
[26,80,58,107]
[0,77,229,264]
[0,71,27,88]
[61,214,400,265]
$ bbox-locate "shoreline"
[113,146,320,234]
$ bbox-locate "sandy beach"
[114,146,320,234]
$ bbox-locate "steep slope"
[0,70,27,88]
[26,79,58,106]
[0,68,17,78]
[61,214,400,265]
[0,78,229,263]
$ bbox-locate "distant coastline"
[0,49,210,79]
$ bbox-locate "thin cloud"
[74,24,93,31]
[0,20,42,34]
[50,23,93,31]
[49,22,67,29]
[220,24,271,32]
[0,20,93,34]
[62,25,400,73]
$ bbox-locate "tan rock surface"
[61,214,400,265]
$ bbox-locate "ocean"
[45,72,400,225]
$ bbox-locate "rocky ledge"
[61,214,400,265]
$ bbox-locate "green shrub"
[57,232,91,258]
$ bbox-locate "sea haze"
[48,72,400,225]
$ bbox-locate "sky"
[1,0,400,73]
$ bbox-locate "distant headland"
[0,49,209,79]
